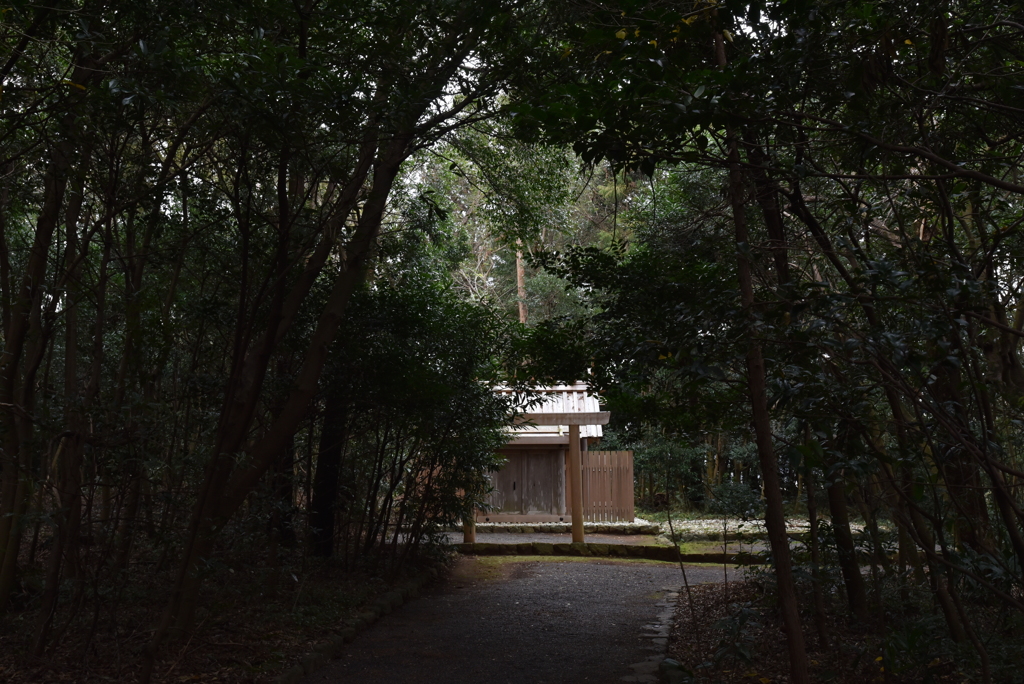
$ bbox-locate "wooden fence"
[581,450,634,522]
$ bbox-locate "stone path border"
[625,589,678,683]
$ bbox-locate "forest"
[1,0,1023,682]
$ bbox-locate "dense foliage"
[506,0,1024,680]
[0,0,542,678]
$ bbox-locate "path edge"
[270,564,442,684]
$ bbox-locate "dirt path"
[302,557,726,684]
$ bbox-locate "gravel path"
[303,557,726,684]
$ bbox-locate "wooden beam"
[568,424,584,543]
[516,411,610,426]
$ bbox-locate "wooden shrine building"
[469,383,634,543]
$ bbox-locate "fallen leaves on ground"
[668,581,968,684]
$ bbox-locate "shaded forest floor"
[0,552,431,684]
[667,580,979,684]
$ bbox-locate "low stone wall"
[471,521,662,535]
[467,518,827,541]
[455,541,763,565]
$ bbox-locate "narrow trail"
[302,557,727,684]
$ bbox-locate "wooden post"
[462,517,476,544]
[569,424,584,543]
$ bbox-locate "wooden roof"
[497,383,608,445]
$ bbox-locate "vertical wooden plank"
[585,450,593,521]
[561,446,569,516]
[603,450,610,522]
[616,450,624,521]
[623,450,629,520]
[607,451,614,521]
[601,451,609,521]
[622,450,630,520]
[621,451,628,520]
[599,450,604,521]
[585,446,593,520]
[610,450,617,521]
[589,450,602,521]
[589,451,596,522]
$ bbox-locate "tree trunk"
[906,505,968,642]
[32,434,83,655]
[516,241,528,324]
[113,465,142,572]
[805,468,829,651]
[310,393,346,557]
[271,434,296,550]
[0,147,69,610]
[719,29,808,678]
[826,479,868,621]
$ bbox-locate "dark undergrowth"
[668,573,1024,684]
[0,543,447,684]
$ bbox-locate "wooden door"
[484,450,565,515]
[522,450,563,515]
[486,453,523,513]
